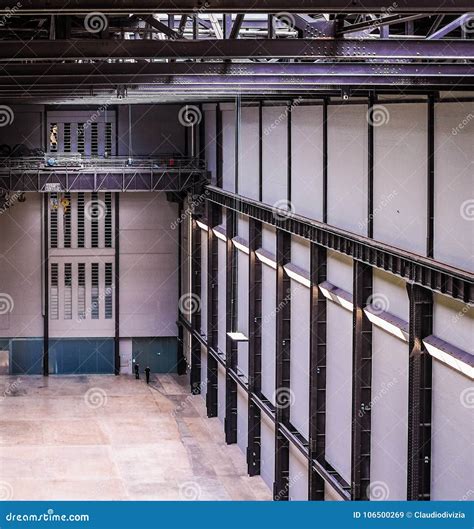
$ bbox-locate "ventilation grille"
[50,263,59,320]
[77,123,85,154]
[105,122,113,156]
[64,263,72,320]
[105,193,113,248]
[77,193,85,248]
[91,192,99,248]
[78,263,86,321]
[91,262,99,319]
[105,263,113,320]
[63,123,71,153]
[50,193,58,249]
[63,193,71,248]
[91,123,99,156]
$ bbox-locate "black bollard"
[134,363,140,380]
[145,367,151,385]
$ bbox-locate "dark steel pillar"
[225,208,238,444]
[322,97,328,224]
[43,193,49,377]
[427,94,435,258]
[206,201,220,417]
[406,283,433,501]
[247,219,263,476]
[114,193,120,375]
[274,229,291,501]
[216,105,223,189]
[308,243,327,500]
[351,260,373,500]
[190,217,202,390]
[367,92,375,238]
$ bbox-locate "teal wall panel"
[132,337,178,374]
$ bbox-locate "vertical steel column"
[322,97,328,224]
[367,92,375,239]
[114,193,120,375]
[406,283,433,501]
[190,216,202,391]
[43,193,49,377]
[177,202,186,376]
[274,229,291,501]
[351,260,373,500]
[206,201,220,417]
[287,100,292,204]
[247,219,263,476]
[225,209,238,444]
[427,94,435,258]
[308,243,327,500]
[216,105,223,189]
[258,101,263,202]
[235,97,241,194]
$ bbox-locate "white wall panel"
[325,482,344,501]
[327,104,368,235]
[261,264,276,403]
[373,269,409,322]
[433,295,473,354]
[325,302,353,484]
[237,250,249,377]
[262,106,288,207]
[238,106,260,200]
[200,343,207,397]
[222,106,236,193]
[434,101,474,272]
[431,360,473,500]
[290,280,310,439]
[237,385,248,456]
[327,251,353,295]
[218,364,226,424]
[291,105,324,221]
[217,238,227,354]
[288,444,309,501]
[291,237,310,271]
[238,215,249,240]
[373,103,427,254]
[262,225,276,255]
[200,230,208,338]
[260,412,275,490]
[204,106,217,185]
[370,328,409,500]
[0,196,43,338]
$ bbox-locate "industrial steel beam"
[190,217,202,393]
[0,1,469,14]
[206,186,474,304]
[0,39,472,61]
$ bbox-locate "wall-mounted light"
[196,219,209,232]
[212,225,227,242]
[319,281,353,311]
[232,236,250,255]
[227,332,249,342]
[423,335,473,380]
[283,263,311,288]
[364,307,409,342]
[255,248,277,270]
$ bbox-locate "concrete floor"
[0,374,271,501]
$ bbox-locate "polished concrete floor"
[0,374,271,501]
